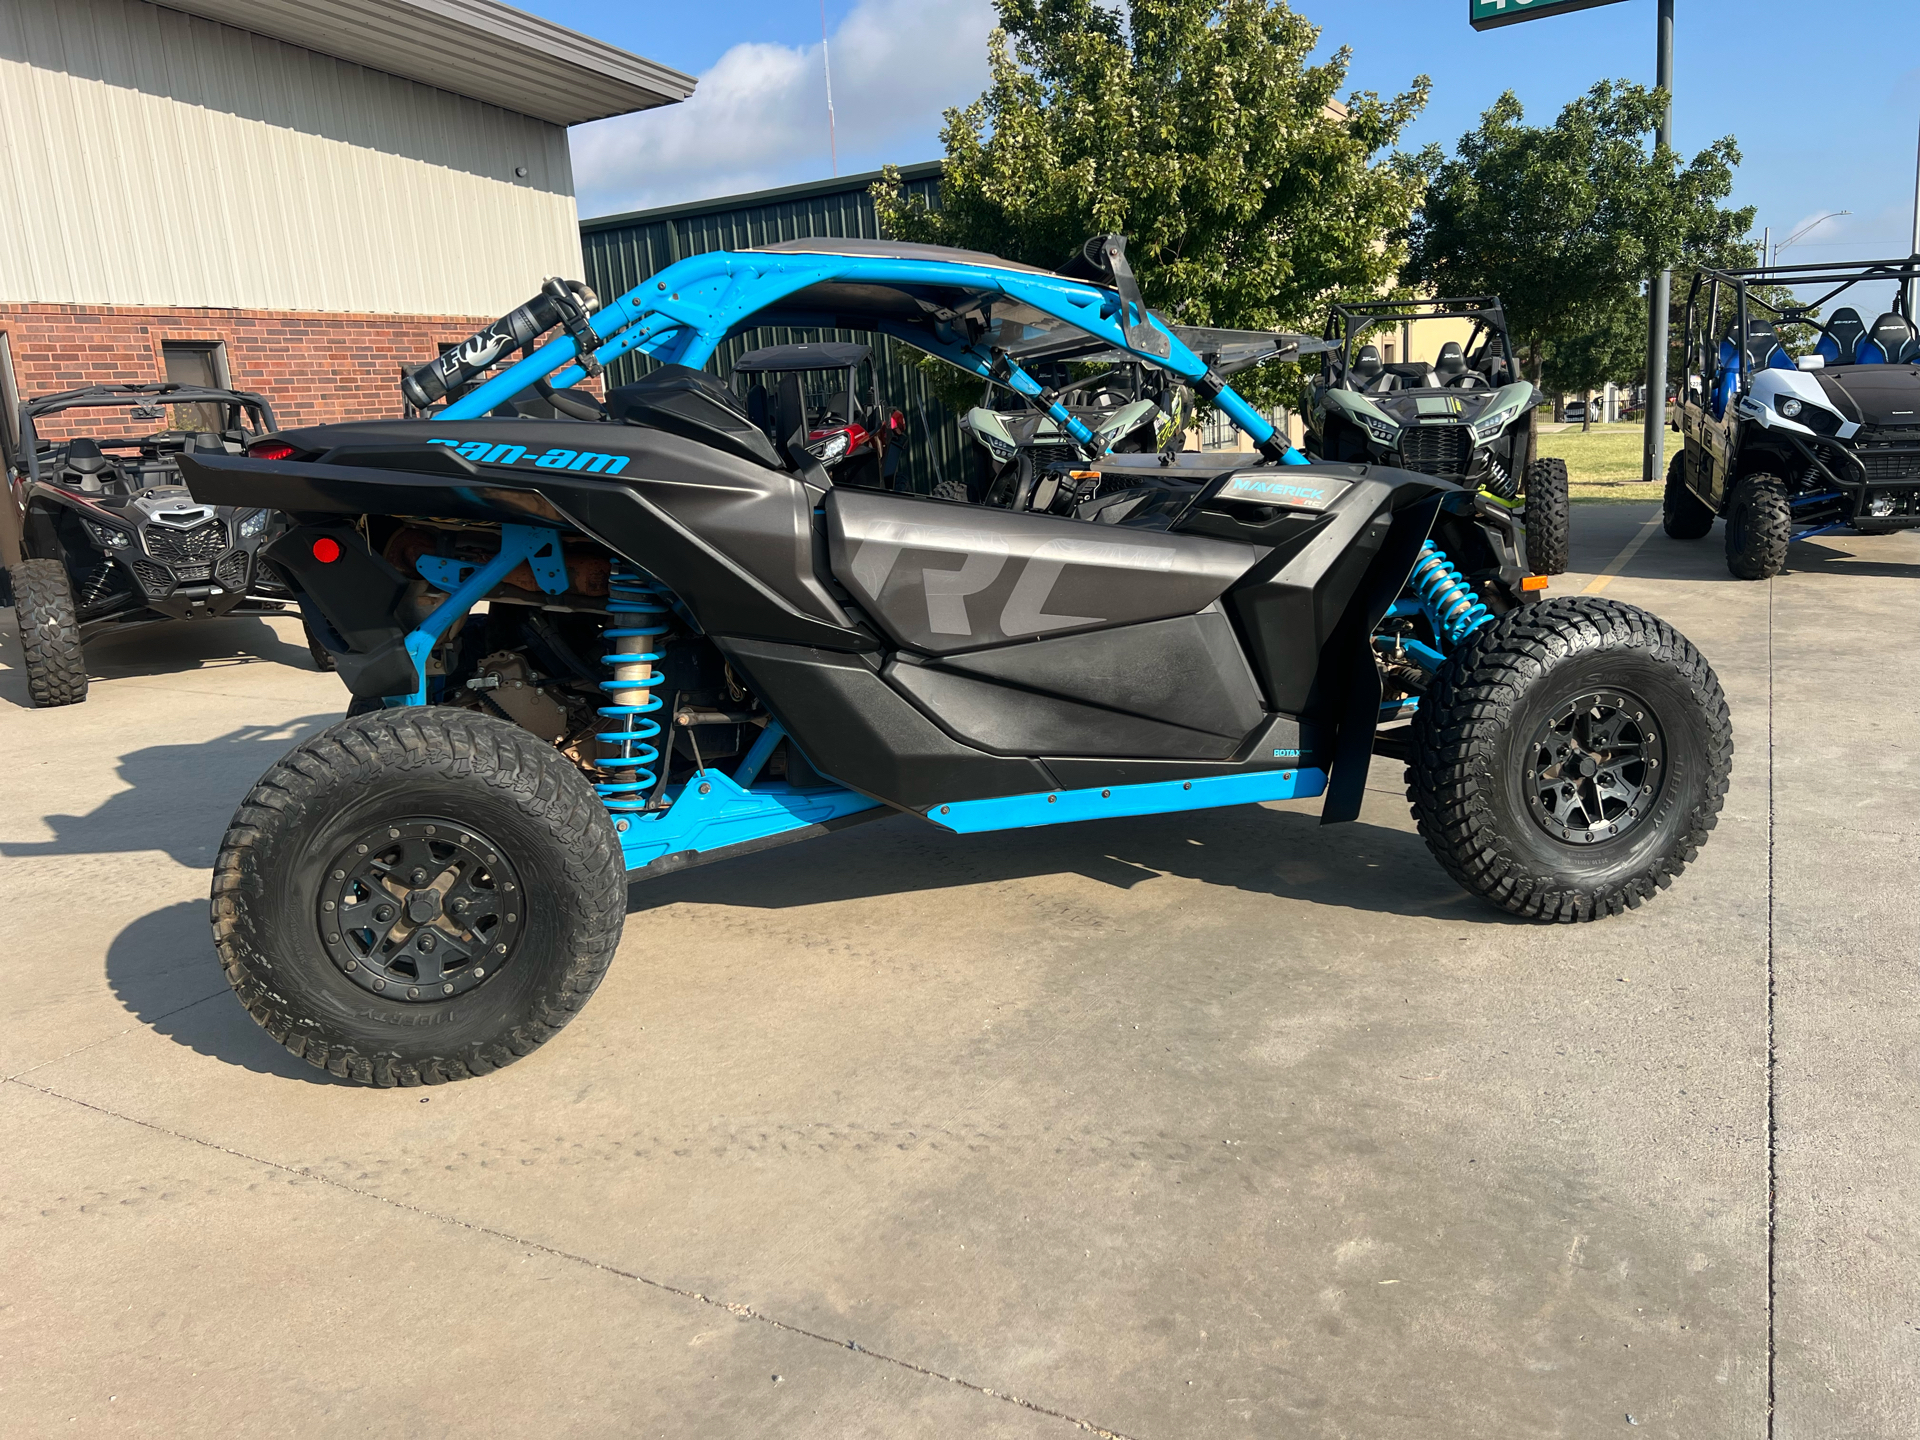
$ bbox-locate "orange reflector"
[1069,470,1100,480]
[1520,575,1550,591]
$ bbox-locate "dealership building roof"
[159,0,695,125]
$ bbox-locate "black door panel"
[885,657,1240,761]
[934,607,1264,739]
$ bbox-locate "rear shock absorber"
[595,562,669,816]
[1408,540,1494,648]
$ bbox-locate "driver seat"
[1435,341,1481,388]
[1349,344,1383,389]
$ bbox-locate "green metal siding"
[579,163,964,494]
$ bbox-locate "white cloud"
[571,0,995,218]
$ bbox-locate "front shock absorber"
[596,562,669,815]
[1408,539,1494,648]
[1481,455,1518,501]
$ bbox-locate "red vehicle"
[730,342,905,488]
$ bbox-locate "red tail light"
[248,439,296,460]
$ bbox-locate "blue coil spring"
[595,562,670,813]
[1408,539,1493,647]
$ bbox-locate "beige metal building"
[0,0,691,434]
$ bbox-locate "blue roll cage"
[438,248,1307,463]
[408,249,1354,873]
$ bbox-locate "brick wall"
[0,302,505,436]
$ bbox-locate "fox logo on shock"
[428,438,629,476]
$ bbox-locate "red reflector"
[311,537,342,564]
[248,440,296,460]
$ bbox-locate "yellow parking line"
[1581,515,1663,594]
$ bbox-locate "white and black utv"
[1,382,291,705]
[1304,297,1569,576]
[1668,254,1920,578]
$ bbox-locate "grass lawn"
[1537,421,1665,503]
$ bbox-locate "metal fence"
[579,163,968,494]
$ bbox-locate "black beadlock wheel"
[1662,448,1715,540]
[9,558,88,707]
[1406,596,1732,922]
[1725,475,1790,580]
[1523,456,1571,576]
[211,707,626,1085]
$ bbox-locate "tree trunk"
[1582,388,1593,432]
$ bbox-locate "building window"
[0,332,20,468]
[162,340,230,432]
[1382,342,1396,365]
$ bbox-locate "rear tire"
[1522,457,1570,575]
[1662,449,1715,540]
[211,707,626,1086]
[930,477,970,502]
[1724,475,1790,580]
[1406,596,1732,922]
[9,558,88,707]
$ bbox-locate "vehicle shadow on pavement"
[0,715,340,868]
[104,899,347,1084]
[630,800,1521,926]
[0,612,317,710]
[1608,532,1920,585]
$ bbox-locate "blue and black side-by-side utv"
[177,236,1733,1086]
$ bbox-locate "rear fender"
[263,524,417,698]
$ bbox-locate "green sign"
[1470,0,1630,31]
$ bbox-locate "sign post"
[1468,0,1675,485]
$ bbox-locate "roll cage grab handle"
[435,251,1308,465]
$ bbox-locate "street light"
[1771,210,1852,266]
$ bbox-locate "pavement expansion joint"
[2,987,231,1083]
[1765,575,1778,1438]
[2,1074,1139,1439]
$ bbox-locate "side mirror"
[1795,354,1825,371]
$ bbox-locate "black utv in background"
[1,383,291,705]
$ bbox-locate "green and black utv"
[1304,298,1569,575]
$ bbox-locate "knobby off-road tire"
[1662,448,1716,540]
[1724,474,1790,580]
[211,707,626,1086]
[930,476,971,503]
[1523,456,1571,576]
[9,558,88,707]
[1406,596,1732,922]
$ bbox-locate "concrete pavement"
[1,510,1914,1437]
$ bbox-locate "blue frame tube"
[439,251,1302,459]
[396,523,562,705]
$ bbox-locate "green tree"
[872,0,1431,407]
[1406,81,1753,413]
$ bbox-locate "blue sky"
[526,0,1920,303]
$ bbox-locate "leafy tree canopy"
[1406,81,1753,398]
[873,0,1431,406]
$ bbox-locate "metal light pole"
[1642,0,1674,486]
[1908,111,1920,316]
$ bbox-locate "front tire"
[1662,448,1715,540]
[211,708,626,1085]
[9,558,88,707]
[1724,475,1790,580]
[1406,597,1732,922]
[1522,456,1570,575]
